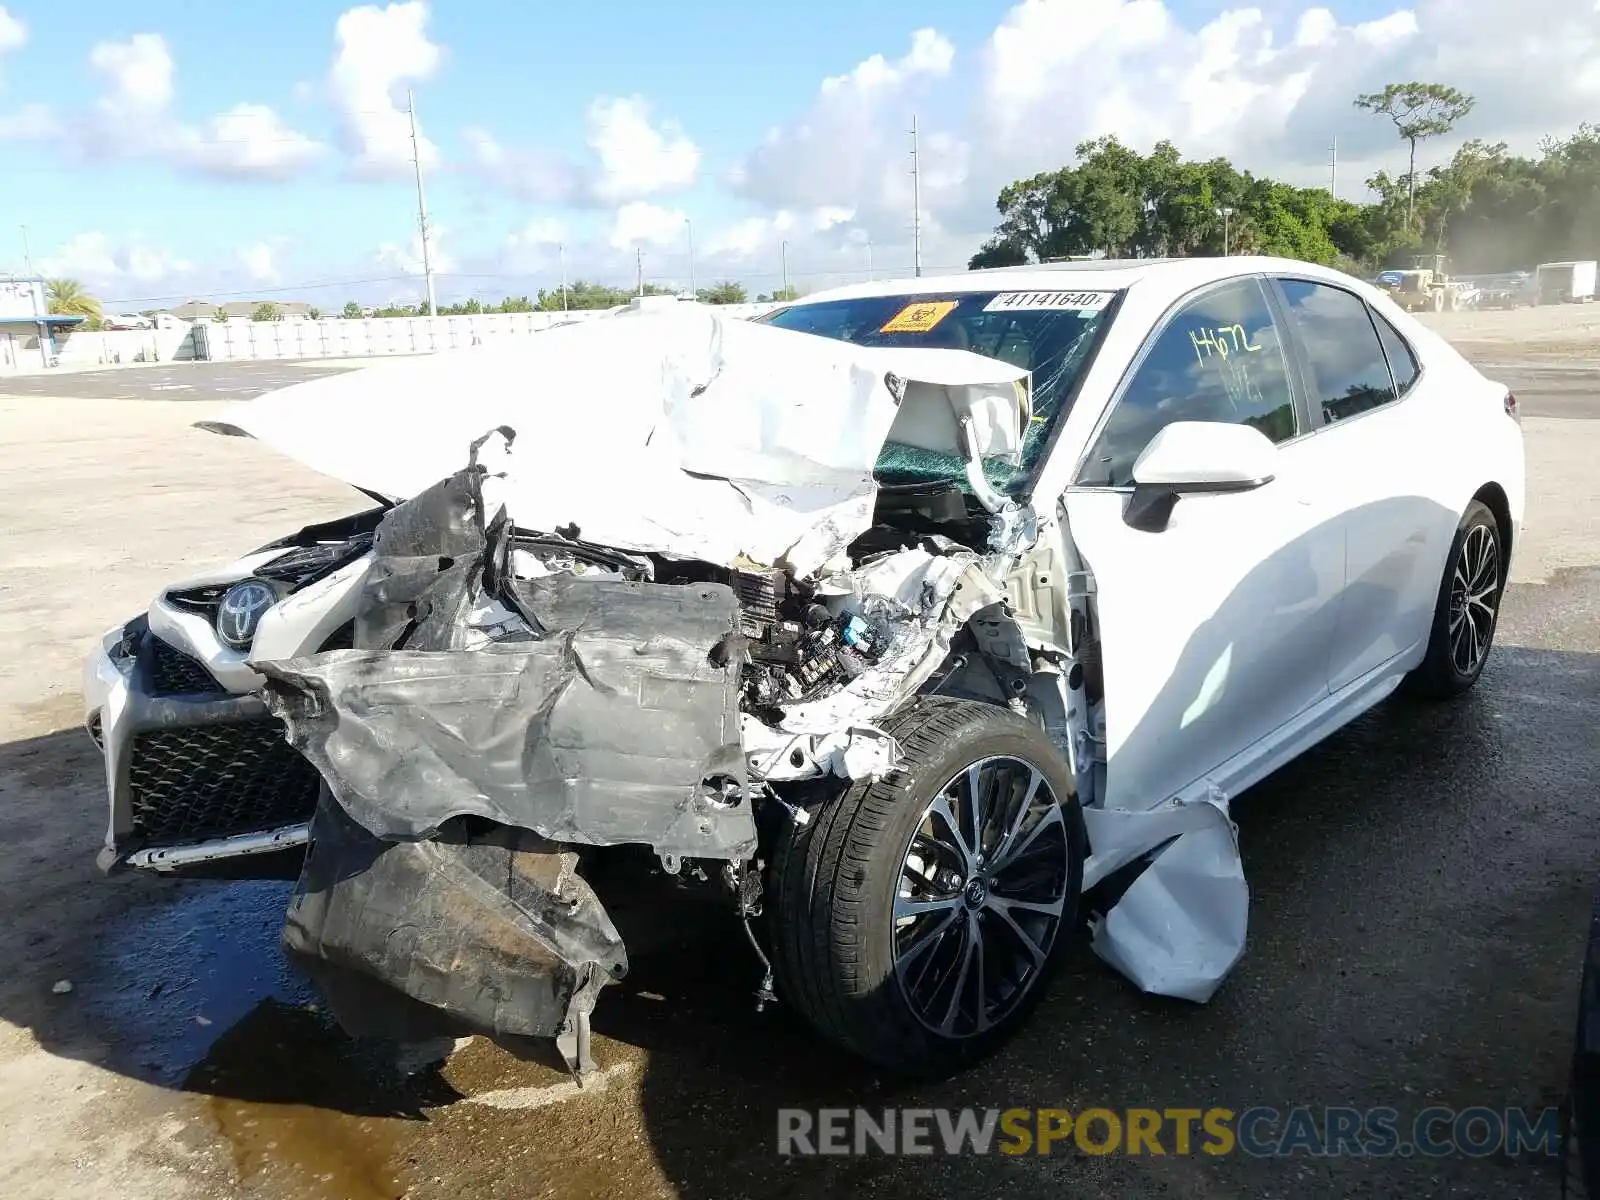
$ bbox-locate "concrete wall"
[0,300,790,372]
[0,324,198,371]
[195,302,788,362]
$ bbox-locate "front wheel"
[1406,499,1504,698]
[768,697,1085,1078]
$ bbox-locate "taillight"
[1504,391,1521,424]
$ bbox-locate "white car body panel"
[1063,433,1347,811]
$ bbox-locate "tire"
[768,696,1086,1078]
[1406,499,1504,698]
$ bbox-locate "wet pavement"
[0,565,1589,1200]
[0,352,1596,1199]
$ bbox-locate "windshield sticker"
[879,300,959,333]
[983,291,1114,313]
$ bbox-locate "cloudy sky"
[1,0,1596,309]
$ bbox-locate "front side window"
[1277,280,1398,424]
[1077,277,1297,488]
[763,289,1117,496]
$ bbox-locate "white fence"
[194,301,789,363]
[1,324,198,372]
[0,300,790,373]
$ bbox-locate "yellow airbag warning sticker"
[879,300,958,333]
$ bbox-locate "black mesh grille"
[148,637,221,695]
[127,721,321,843]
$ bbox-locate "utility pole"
[406,90,437,317]
[636,246,644,297]
[558,243,568,312]
[910,115,923,277]
[1329,136,1338,199]
[20,226,33,275]
[685,217,695,297]
[866,237,874,281]
[780,240,789,297]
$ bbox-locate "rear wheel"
[1406,500,1504,698]
[768,697,1085,1077]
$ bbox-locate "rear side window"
[1078,277,1296,487]
[1372,312,1420,398]
[1277,280,1396,424]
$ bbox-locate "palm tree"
[46,279,103,330]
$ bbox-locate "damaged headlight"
[215,580,279,651]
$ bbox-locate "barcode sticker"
[983,291,1114,312]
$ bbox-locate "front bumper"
[83,618,321,872]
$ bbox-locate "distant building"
[0,277,85,370]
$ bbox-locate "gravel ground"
[1,305,1597,1200]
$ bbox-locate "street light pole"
[781,240,789,297]
[866,237,874,281]
[1216,206,1235,256]
[406,89,437,317]
[558,243,568,312]
[685,217,695,298]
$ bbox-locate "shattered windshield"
[763,289,1119,496]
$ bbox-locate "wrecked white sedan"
[84,257,1525,1078]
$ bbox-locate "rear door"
[1267,276,1448,691]
[1061,276,1347,811]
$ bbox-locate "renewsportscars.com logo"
[776,1105,1563,1159]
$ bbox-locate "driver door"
[1062,276,1346,811]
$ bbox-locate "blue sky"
[1,0,1594,309]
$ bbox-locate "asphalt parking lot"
[0,331,1597,1199]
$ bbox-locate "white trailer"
[1536,260,1598,304]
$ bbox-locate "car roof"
[794,256,1364,307]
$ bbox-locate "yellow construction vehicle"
[1390,254,1460,313]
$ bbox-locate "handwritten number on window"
[1189,324,1262,365]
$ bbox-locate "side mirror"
[1124,421,1277,533]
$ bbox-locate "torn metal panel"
[283,795,626,1045]
[199,308,1029,577]
[1080,798,1248,1003]
[258,584,754,860]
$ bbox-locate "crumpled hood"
[199,307,1030,575]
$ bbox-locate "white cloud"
[507,217,567,247]
[719,0,1600,282]
[463,126,582,203]
[328,1,441,177]
[90,33,173,111]
[38,232,195,289]
[588,96,700,202]
[607,202,690,251]
[376,226,456,275]
[730,28,962,232]
[75,33,324,178]
[0,6,24,59]
[238,242,281,284]
[467,94,701,206]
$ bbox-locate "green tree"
[696,281,748,304]
[967,237,1029,269]
[307,306,322,320]
[1354,82,1476,231]
[342,301,362,319]
[252,302,282,322]
[758,286,799,302]
[45,279,103,330]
